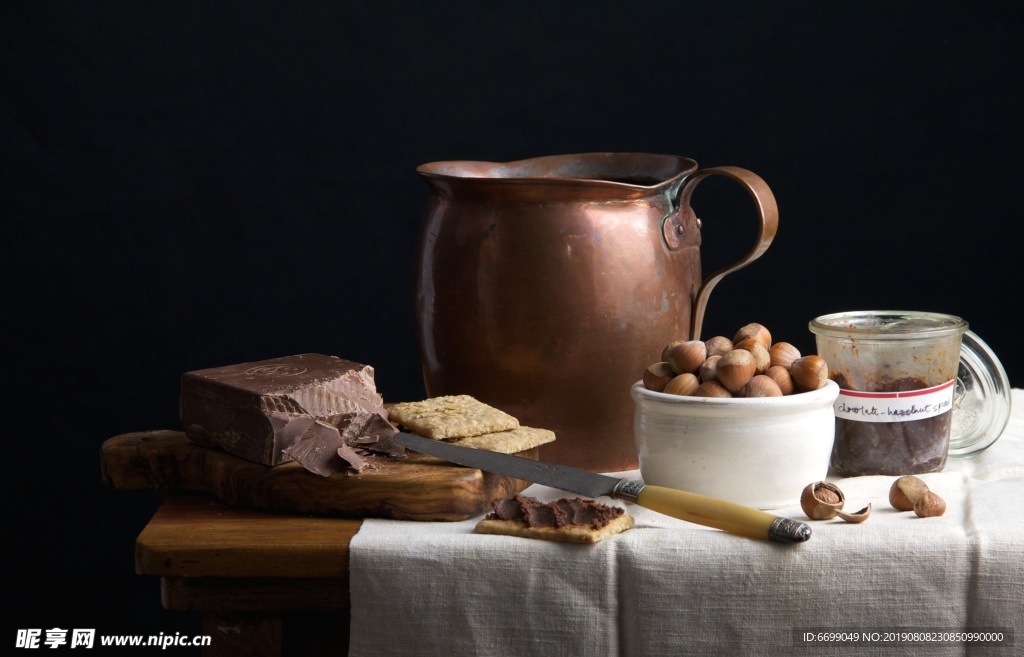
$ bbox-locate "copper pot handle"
[680,166,779,340]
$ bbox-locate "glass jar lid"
[949,330,1012,457]
[809,310,969,341]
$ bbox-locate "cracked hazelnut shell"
[837,503,872,523]
[800,481,845,520]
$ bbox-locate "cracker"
[453,426,555,453]
[388,395,519,440]
[474,514,635,544]
[402,425,556,464]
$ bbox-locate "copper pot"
[415,153,778,472]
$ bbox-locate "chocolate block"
[180,354,385,465]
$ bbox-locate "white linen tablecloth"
[349,390,1024,657]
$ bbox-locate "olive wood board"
[101,430,536,521]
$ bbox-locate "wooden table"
[105,429,540,656]
[136,493,360,657]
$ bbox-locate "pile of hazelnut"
[642,322,829,398]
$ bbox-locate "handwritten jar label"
[833,380,955,423]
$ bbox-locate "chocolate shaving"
[284,413,403,476]
[282,421,349,477]
[337,443,371,474]
[282,408,405,475]
[333,410,403,459]
[269,413,316,450]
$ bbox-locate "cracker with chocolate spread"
[388,395,520,440]
[475,495,634,544]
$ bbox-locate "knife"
[395,432,811,543]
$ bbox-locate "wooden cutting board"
[101,430,536,521]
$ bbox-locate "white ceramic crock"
[631,379,840,509]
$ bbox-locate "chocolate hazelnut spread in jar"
[810,312,968,476]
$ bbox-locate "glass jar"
[810,311,968,476]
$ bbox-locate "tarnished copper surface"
[415,153,778,472]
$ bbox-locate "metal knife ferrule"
[611,479,645,503]
[768,517,812,543]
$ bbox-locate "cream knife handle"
[626,484,811,543]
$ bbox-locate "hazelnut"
[693,380,732,398]
[768,342,801,370]
[734,338,771,373]
[663,372,700,397]
[914,491,946,518]
[733,322,772,349]
[643,362,675,392]
[800,481,845,520]
[660,340,683,363]
[663,340,706,375]
[704,335,734,358]
[764,365,795,395]
[715,349,757,394]
[790,355,829,392]
[740,374,783,398]
[889,475,930,511]
[699,354,721,383]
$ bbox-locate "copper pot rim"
[417,152,699,190]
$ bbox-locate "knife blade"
[395,432,810,543]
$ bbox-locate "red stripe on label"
[838,379,955,399]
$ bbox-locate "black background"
[4,1,1022,649]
